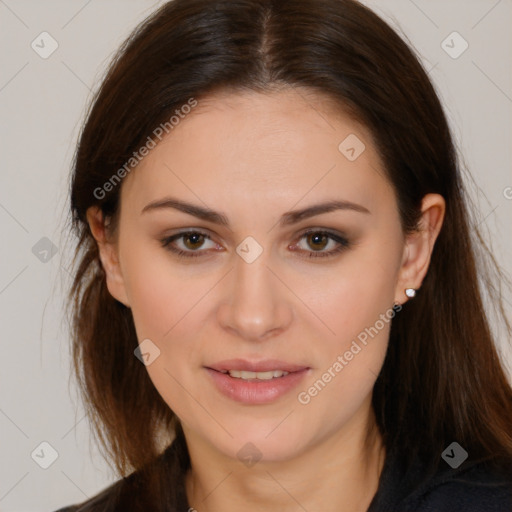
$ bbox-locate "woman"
[56,0,512,510]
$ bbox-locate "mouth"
[204,359,311,404]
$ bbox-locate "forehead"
[119,88,394,219]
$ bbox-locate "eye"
[160,231,218,259]
[291,229,351,258]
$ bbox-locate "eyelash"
[160,229,351,260]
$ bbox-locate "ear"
[394,193,446,304]
[86,206,131,308]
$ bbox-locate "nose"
[217,248,293,343]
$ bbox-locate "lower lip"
[205,368,310,405]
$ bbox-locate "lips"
[205,358,310,373]
[205,365,311,404]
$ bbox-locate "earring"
[405,288,416,298]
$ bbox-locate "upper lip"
[206,359,310,373]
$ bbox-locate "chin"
[222,424,310,464]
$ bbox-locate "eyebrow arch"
[141,197,371,226]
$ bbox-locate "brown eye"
[182,232,206,250]
[160,230,217,258]
[306,232,329,251]
[293,229,351,259]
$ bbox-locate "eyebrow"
[141,196,371,226]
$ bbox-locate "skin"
[87,88,445,511]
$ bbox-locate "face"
[88,88,440,465]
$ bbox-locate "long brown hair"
[64,0,512,507]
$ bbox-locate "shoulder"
[52,475,131,512]
[401,460,512,512]
[52,440,190,511]
[411,464,512,512]
[369,446,512,512]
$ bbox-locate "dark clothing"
[54,443,512,511]
[366,445,512,511]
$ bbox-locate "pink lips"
[204,359,311,405]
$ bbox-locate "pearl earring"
[405,288,416,298]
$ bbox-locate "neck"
[184,399,386,512]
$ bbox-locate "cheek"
[121,240,204,339]
[294,284,395,437]
[295,236,401,348]
[121,245,204,420]
[292,236,400,406]
[120,243,214,407]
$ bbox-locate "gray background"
[0,0,511,510]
